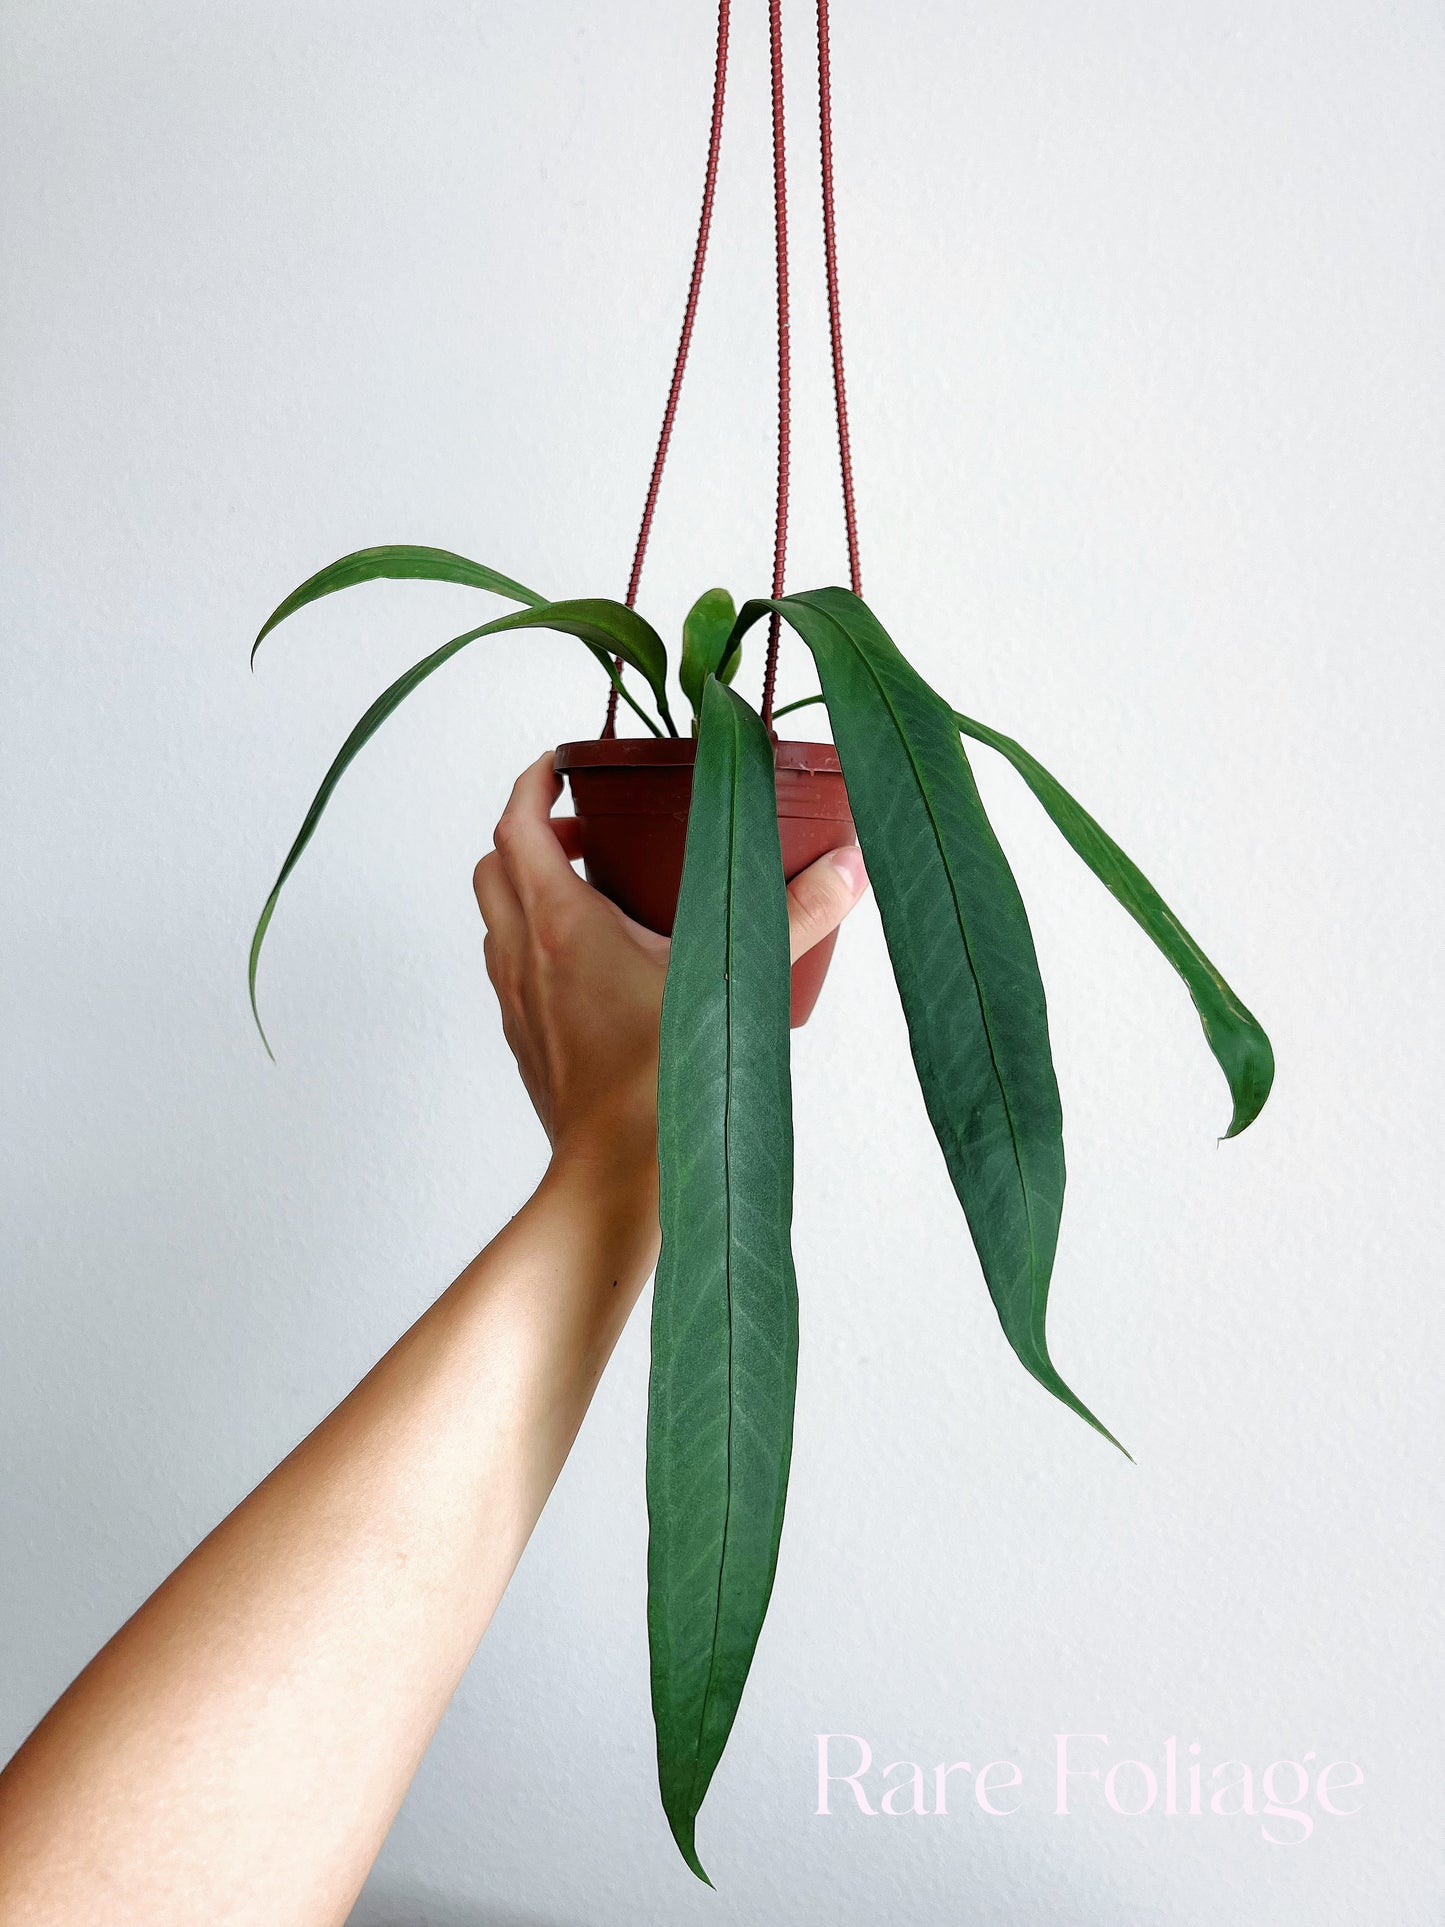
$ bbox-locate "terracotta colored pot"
[554,737,855,1026]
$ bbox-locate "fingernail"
[828,844,868,895]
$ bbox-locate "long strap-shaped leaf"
[649,677,798,1883]
[252,544,547,660]
[953,711,1274,1138]
[728,587,1120,1451]
[249,598,674,1053]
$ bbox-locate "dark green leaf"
[249,599,674,1053]
[252,544,547,661]
[495,597,676,732]
[729,588,1120,1452]
[679,588,740,724]
[953,710,1273,1137]
[649,676,798,1882]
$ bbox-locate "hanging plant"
[248,0,1273,1885]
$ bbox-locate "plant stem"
[604,663,665,738]
[771,692,825,719]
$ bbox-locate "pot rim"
[554,736,841,775]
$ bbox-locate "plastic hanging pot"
[554,737,854,1026]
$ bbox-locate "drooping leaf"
[953,710,1273,1138]
[727,587,1120,1451]
[252,544,547,660]
[500,597,676,732]
[249,599,674,1053]
[679,587,740,724]
[649,676,798,1882]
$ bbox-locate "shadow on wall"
[349,1889,586,1927]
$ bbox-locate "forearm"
[0,1151,658,1927]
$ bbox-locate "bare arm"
[0,753,867,1927]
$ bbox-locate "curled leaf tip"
[666,1816,712,1887]
[1221,1032,1275,1141]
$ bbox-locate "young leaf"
[953,710,1274,1138]
[727,587,1120,1452]
[679,588,740,723]
[649,676,798,1882]
[252,545,547,660]
[249,599,674,1052]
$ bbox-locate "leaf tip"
[1219,1034,1275,1142]
[1028,1349,1131,1460]
[248,979,276,1062]
[665,1812,713,1886]
[249,902,279,1061]
[251,612,281,665]
[1080,1402,1133,1463]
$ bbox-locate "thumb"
[786,844,869,964]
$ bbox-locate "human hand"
[473,753,869,1181]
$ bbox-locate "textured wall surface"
[3,3,1442,1922]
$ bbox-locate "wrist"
[548,1100,656,1192]
[542,1126,660,1262]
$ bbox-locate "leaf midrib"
[688,694,741,1814]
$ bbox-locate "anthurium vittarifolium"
[249,552,1274,1880]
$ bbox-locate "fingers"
[481,756,866,977]
[473,848,522,945]
[551,817,584,862]
[492,753,582,910]
[786,844,869,964]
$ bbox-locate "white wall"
[3,2,1441,1921]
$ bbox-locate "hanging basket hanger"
[603,0,862,737]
